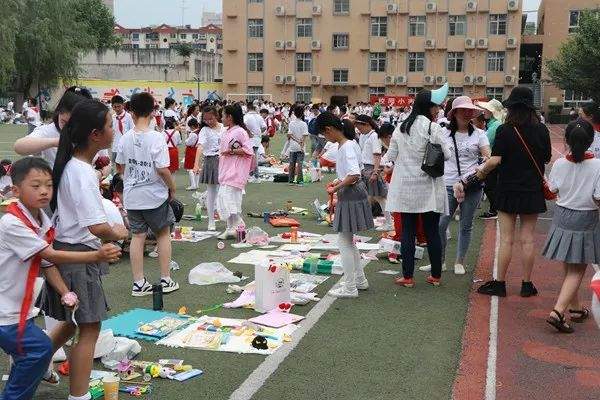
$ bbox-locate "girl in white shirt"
[164,119,182,173]
[45,100,128,400]
[543,120,600,333]
[316,113,374,298]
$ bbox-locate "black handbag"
[451,133,483,192]
[421,122,445,178]
[170,198,184,223]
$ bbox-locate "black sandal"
[569,308,590,323]
[546,310,574,333]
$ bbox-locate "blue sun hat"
[430,83,449,106]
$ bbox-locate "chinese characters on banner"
[370,95,414,108]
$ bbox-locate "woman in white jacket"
[383,85,451,287]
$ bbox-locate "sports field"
[0,124,485,400]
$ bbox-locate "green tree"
[547,11,600,104]
[71,0,120,50]
[173,42,194,58]
[0,0,22,91]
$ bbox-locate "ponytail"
[224,104,249,133]
[341,119,356,140]
[565,119,594,163]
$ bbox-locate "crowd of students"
[1,83,600,399]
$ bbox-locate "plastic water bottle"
[195,202,202,221]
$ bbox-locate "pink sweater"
[218,125,254,189]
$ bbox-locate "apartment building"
[223,0,522,104]
[115,24,223,53]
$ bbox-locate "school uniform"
[27,123,60,168]
[0,202,54,400]
[198,124,224,185]
[184,130,200,171]
[333,141,374,233]
[164,129,182,173]
[360,130,388,197]
[44,158,109,324]
[111,111,134,161]
[542,155,600,263]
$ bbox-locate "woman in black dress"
[475,87,551,297]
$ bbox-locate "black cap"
[503,86,535,109]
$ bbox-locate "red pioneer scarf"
[565,152,595,162]
[6,203,54,353]
[116,112,126,134]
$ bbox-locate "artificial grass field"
[0,124,485,400]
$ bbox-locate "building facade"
[115,24,223,53]
[202,11,224,26]
[223,0,523,104]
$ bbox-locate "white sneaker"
[207,223,216,231]
[328,285,358,298]
[355,278,369,290]
[161,278,180,293]
[454,264,466,275]
[217,230,236,240]
[376,223,393,232]
[169,260,180,271]
[419,263,447,272]
[52,346,67,363]
[186,186,197,191]
[132,278,153,297]
[148,247,158,258]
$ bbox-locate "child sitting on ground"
[0,159,14,199]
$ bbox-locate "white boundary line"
[229,279,340,400]
[485,222,500,400]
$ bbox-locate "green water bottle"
[195,202,202,221]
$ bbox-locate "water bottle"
[152,284,163,310]
[195,202,202,221]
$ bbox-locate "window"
[369,87,386,96]
[296,53,312,72]
[297,18,313,37]
[569,11,581,33]
[247,53,263,72]
[369,52,387,72]
[132,33,139,41]
[170,33,177,38]
[409,16,426,36]
[408,52,425,72]
[333,69,349,83]
[333,0,350,14]
[448,87,464,98]
[132,44,139,48]
[248,19,264,38]
[371,17,388,37]
[192,33,199,39]
[179,33,187,39]
[247,86,263,102]
[146,33,158,40]
[408,87,422,96]
[487,51,505,72]
[448,15,466,36]
[486,87,504,101]
[248,0,262,3]
[148,44,158,49]
[489,14,507,35]
[447,52,464,72]
[296,87,312,103]
[564,89,592,109]
[333,33,349,49]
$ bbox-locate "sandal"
[569,307,590,323]
[546,309,574,333]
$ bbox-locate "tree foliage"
[173,43,195,58]
[0,0,22,91]
[546,11,600,104]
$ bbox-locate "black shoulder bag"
[421,121,445,178]
[451,133,482,192]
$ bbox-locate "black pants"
[401,212,443,279]
[484,170,498,214]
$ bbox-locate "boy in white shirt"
[111,95,134,162]
[116,93,180,296]
[0,157,120,399]
[287,105,309,184]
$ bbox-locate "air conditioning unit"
[424,75,435,85]
[312,5,322,15]
[386,39,397,50]
[285,40,296,50]
[507,0,519,12]
[311,40,321,50]
[466,1,477,12]
[275,40,285,50]
[274,75,285,84]
[386,3,399,14]
[385,75,395,86]
[285,75,296,84]
[275,5,285,16]
[425,38,436,49]
[477,38,488,49]
[395,75,407,85]
[464,75,474,84]
[475,75,487,85]
[426,1,437,13]
[311,75,321,85]
[504,75,517,85]
[506,37,518,49]
[436,76,447,85]
[465,37,476,49]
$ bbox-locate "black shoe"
[520,281,538,297]
[480,211,498,220]
[477,280,506,297]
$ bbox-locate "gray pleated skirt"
[200,155,219,185]
[42,241,109,324]
[362,164,388,197]
[333,181,375,233]
[542,206,600,264]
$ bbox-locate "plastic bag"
[94,329,141,361]
[188,262,242,285]
[246,226,269,246]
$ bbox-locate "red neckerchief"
[165,129,176,147]
[566,152,595,162]
[6,203,54,354]
[155,115,162,126]
[116,112,126,134]
[594,124,600,133]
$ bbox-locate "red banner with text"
[370,95,414,108]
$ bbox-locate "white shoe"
[419,263,447,272]
[161,278,180,293]
[376,223,393,232]
[355,278,369,290]
[328,285,358,298]
[207,223,216,231]
[186,186,197,191]
[148,248,158,258]
[217,230,236,240]
[169,260,180,271]
[454,264,466,275]
[132,278,153,297]
[52,346,67,363]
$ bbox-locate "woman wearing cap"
[476,86,551,297]
[421,96,490,276]
[476,99,506,219]
[382,85,451,287]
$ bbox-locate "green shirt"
[486,118,501,148]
